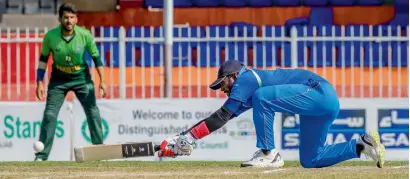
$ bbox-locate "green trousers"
[35,80,103,160]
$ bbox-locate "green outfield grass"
[0,161,408,179]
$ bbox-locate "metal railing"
[0,25,408,101]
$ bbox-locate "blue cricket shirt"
[223,67,328,117]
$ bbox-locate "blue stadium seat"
[389,14,409,27]
[395,0,409,13]
[223,0,247,7]
[143,0,162,7]
[196,42,224,67]
[336,42,363,67]
[372,25,402,37]
[363,43,388,67]
[255,42,291,67]
[173,42,191,66]
[144,0,193,7]
[226,42,248,65]
[309,25,342,67]
[194,0,221,7]
[309,7,333,25]
[304,0,328,6]
[150,26,206,67]
[330,0,354,5]
[337,25,371,67]
[249,0,273,7]
[345,25,370,37]
[126,26,153,66]
[137,44,161,67]
[96,26,120,67]
[357,0,384,5]
[154,26,206,46]
[229,22,259,46]
[308,42,336,67]
[262,26,286,37]
[295,25,316,47]
[392,42,408,67]
[254,42,276,67]
[229,22,259,37]
[207,25,229,38]
[276,0,301,6]
[317,25,342,46]
[207,25,230,48]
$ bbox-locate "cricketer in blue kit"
[160,60,385,168]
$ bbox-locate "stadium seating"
[141,0,394,7]
[330,0,355,5]
[248,0,273,7]
[99,23,408,68]
[304,0,328,6]
[356,0,384,5]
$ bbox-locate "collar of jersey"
[238,66,247,76]
[237,66,262,88]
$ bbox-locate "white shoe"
[241,149,284,168]
[34,158,43,161]
[357,131,386,168]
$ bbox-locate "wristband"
[36,69,46,82]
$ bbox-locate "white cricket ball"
[33,141,44,153]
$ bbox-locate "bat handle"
[154,144,161,152]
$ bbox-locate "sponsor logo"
[3,115,64,139]
[282,110,365,149]
[378,109,409,149]
[193,141,229,149]
[229,118,257,139]
[75,44,82,53]
[81,118,109,143]
[118,124,227,137]
[56,65,81,74]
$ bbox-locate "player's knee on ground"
[299,154,323,168]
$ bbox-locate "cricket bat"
[74,142,161,162]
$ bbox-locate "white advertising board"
[0,102,72,161]
[0,98,407,162]
[72,99,282,161]
[72,98,408,162]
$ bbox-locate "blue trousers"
[252,81,359,168]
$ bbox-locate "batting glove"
[158,134,196,157]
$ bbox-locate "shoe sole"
[241,160,285,168]
[368,131,385,168]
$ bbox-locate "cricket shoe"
[357,131,386,168]
[34,158,44,162]
[240,149,284,168]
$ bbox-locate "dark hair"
[58,3,77,18]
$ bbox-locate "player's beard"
[63,25,73,32]
[224,80,234,97]
[62,23,75,34]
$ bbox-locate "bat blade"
[74,142,159,162]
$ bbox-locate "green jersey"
[40,25,103,82]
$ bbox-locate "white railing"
[0,25,408,101]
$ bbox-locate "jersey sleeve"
[222,98,251,118]
[229,70,260,103]
[85,32,100,58]
[40,33,50,57]
[85,31,103,67]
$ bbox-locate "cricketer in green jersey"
[35,3,106,161]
